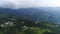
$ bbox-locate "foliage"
[0,16,59,34]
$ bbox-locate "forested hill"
[0,8,59,23]
[0,8,59,34]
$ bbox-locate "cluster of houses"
[1,21,16,27]
[0,21,29,31]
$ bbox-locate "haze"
[0,0,60,9]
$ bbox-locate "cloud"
[0,0,60,9]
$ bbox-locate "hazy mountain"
[0,7,60,24]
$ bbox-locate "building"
[1,21,16,27]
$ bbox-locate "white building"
[1,21,15,27]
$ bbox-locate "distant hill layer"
[0,8,59,24]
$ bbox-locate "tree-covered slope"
[0,8,59,34]
[0,8,59,23]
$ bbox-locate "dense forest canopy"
[0,8,59,34]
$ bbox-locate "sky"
[0,0,60,9]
